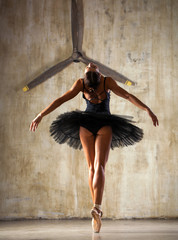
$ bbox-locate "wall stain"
[127,52,150,63]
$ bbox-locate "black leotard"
[80,77,112,135]
[83,77,110,114]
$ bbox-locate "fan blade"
[71,0,79,51]
[23,57,73,92]
[80,56,136,86]
[76,0,84,53]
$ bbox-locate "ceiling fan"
[23,0,135,92]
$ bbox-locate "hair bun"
[85,71,100,89]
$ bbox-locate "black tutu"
[49,110,143,150]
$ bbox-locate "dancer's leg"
[93,126,112,206]
[79,126,95,203]
[90,126,112,233]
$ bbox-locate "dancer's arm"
[107,77,159,127]
[29,79,83,131]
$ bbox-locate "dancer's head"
[84,63,101,89]
[85,62,99,73]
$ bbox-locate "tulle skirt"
[49,110,143,150]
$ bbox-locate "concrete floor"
[0,219,177,240]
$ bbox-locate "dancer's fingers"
[33,122,38,131]
[154,116,159,127]
[157,118,159,126]
[29,122,34,131]
[29,120,37,132]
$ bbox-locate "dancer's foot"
[91,207,103,233]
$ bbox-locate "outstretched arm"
[29,79,83,131]
[107,77,159,127]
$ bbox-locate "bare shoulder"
[105,76,129,98]
[71,78,83,92]
[105,76,117,90]
[75,78,83,85]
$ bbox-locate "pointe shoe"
[91,208,103,233]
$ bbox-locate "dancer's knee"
[89,165,95,175]
[95,162,105,174]
[94,156,107,171]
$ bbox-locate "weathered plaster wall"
[0,0,177,219]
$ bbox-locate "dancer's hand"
[147,109,159,127]
[29,113,43,132]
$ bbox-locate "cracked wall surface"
[0,0,177,219]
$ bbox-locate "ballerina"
[30,62,159,233]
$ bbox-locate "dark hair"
[84,71,100,89]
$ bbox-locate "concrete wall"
[0,0,177,219]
